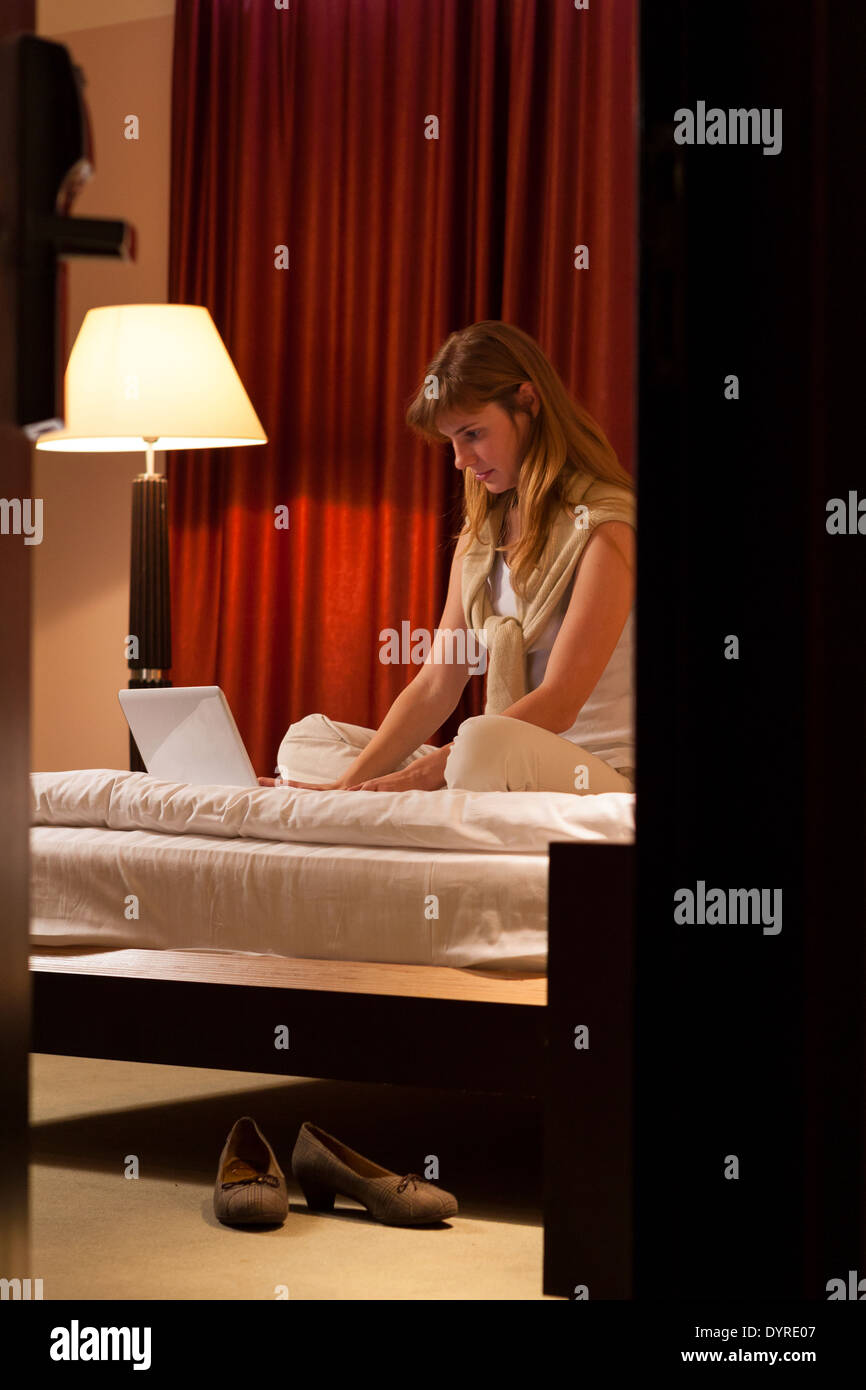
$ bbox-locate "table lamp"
[35,303,267,768]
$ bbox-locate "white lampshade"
[35,303,267,452]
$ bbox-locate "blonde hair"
[405,320,632,595]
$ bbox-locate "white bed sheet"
[29,769,635,972]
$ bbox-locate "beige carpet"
[30,1054,555,1300]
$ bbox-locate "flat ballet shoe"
[213,1116,289,1227]
[292,1120,458,1226]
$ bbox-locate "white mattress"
[29,770,635,972]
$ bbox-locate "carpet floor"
[30,1054,554,1300]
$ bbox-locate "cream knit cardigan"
[460,469,636,714]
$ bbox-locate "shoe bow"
[395,1173,426,1193]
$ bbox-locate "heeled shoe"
[292,1121,458,1226]
[213,1116,289,1227]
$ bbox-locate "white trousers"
[277,713,634,795]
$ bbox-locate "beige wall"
[32,0,175,769]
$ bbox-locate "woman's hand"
[344,746,451,792]
[257,745,452,792]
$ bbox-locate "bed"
[28,768,636,1296]
[29,768,633,967]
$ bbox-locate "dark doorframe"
[635,0,864,1300]
[545,0,865,1301]
[0,0,36,1285]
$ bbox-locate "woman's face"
[438,386,538,495]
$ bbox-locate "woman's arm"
[500,520,635,733]
[343,519,634,787]
[323,531,476,788]
[270,518,635,791]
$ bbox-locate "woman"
[262,320,635,796]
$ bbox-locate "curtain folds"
[168,0,637,775]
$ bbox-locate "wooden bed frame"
[28,842,634,1299]
[29,949,546,1092]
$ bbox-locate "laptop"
[118,686,259,787]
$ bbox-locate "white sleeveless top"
[488,552,635,774]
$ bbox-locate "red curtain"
[168,0,637,776]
